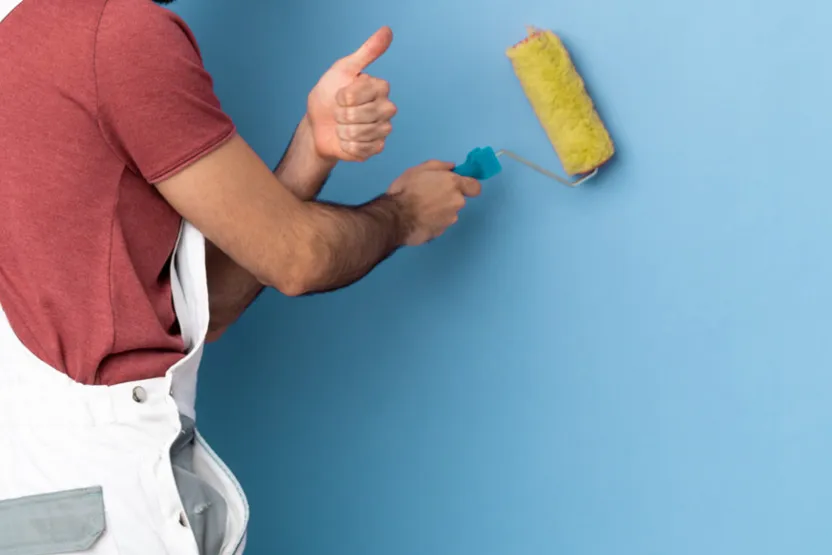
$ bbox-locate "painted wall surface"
[173,0,832,553]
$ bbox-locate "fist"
[307,27,398,162]
[388,161,482,246]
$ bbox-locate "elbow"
[261,240,324,297]
[205,303,234,341]
[205,326,227,343]
[274,275,308,298]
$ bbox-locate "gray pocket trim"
[0,486,106,555]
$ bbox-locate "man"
[0,0,480,553]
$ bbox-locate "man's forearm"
[274,115,335,201]
[205,117,335,339]
[205,193,406,337]
[293,193,407,295]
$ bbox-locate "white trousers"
[0,222,249,554]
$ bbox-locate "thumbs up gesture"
[306,27,398,162]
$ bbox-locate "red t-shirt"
[0,0,236,385]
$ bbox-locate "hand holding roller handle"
[388,161,482,246]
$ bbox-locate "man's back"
[0,0,235,384]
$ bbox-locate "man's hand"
[388,161,482,246]
[306,26,397,162]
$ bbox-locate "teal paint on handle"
[453,147,502,180]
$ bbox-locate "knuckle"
[335,106,349,123]
[342,90,357,106]
[351,125,366,141]
[367,103,383,121]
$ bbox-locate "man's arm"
[157,132,474,307]
[158,132,410,294]
[93,4,429,338]
[274,116,336,201]
[203,117,335,340]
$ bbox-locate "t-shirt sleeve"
[94,0,236,183]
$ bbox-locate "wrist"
[378,192,414,247]
[273,115,337,201]
[295,114,338,167]
[296,114,338,168]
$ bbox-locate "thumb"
[336,26,393,74]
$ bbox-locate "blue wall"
[174,0,832,553]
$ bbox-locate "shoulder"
[96,0,204,63]
[91,0,234,184]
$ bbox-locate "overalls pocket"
[0,486,106,554]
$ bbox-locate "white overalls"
[0,217,250,553]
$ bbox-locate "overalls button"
[179,512,188,527]
[131,386,147,403]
